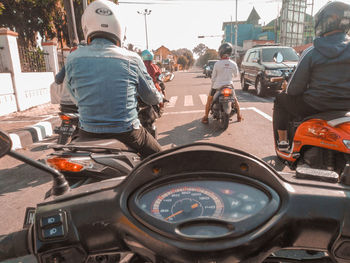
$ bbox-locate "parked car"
[240,45,299,97]
[205,59,218,78]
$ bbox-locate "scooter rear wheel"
[219,113,230,130]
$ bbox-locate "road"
[0,68,288,237]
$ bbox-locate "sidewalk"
[0,103,61,149]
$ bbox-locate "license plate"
[219,97,234,102]
[23,207,36,229]
[54,126,75,135]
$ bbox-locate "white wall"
[14,72,54,111]
[0,73,17,116]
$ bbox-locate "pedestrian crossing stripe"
[166,96,178,108]
[166,94,208,108]
[184,95,194,106]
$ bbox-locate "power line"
[118,0,284,4]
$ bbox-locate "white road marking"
[9,134,22,150]
[163,107,273,122]
[246,107,272,121]
[9,121,55,150]
[184,95,194,106]
[164,110,204,115]
[199,94,208,105]
[33,121,53,137]
[166,96,178,108]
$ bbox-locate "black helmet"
[218,42,233,58]
[314,1,350,37]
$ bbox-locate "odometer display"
[151,187,224,222]
[137,180,270,224]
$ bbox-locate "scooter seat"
[51,137,136,153]
[303,111,350,127]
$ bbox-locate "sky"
[115,0,348,53]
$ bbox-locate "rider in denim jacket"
[65,0,162,158]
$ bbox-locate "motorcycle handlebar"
[0,228,31,261]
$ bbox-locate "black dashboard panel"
[129,173,280,240]
[138,180,270,223]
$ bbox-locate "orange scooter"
[271,53,350,178]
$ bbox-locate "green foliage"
[192,43,208,57]
[173,48,194,69]
[0,0,66,46]
[177,55,188,69]
[196,49,219,67]
[0,2,4,15]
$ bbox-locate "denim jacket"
[65,38,162,133]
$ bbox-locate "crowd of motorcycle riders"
[54,0,350,158]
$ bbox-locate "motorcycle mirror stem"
[0,130,69,196]
[8,151,69,196]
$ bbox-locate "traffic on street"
[0,68,284,235]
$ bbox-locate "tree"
[0,0,69,47]
[197,49,219,67]
[0,2,4,15]
[0,0,87,47]
[177,55,188,70]
[192,43,208,57]
[173,48,194,69]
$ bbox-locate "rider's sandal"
[278,140,289,152]
[201,117,209,124]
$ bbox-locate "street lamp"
[137,9,152,50]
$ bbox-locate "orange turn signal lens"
[221,88,232,97]
[47,157,84,172]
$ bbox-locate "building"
[263,12,314,46]
[222,7,275,53]
[153,45,178,71]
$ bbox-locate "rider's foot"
[163,98,169,103]
[237,114,243,122]
[277,140,289,152]
[201,116,209,124]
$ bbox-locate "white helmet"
[81,0,122,44]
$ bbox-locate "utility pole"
[137,9,152,50]
[235,0,238,63]
[63,0,79,46]
[82,0,88,10]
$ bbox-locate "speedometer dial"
[151,187,224,223]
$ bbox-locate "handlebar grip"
[0,229,31,261]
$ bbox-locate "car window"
[208,61,217,68]
[262,48,299,62]
[248,51,257,63]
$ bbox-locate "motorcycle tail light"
[46,157,84,172]
[306,122,340,142]
[221,88,232,97]
[59,114,72,121]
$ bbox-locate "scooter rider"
[65,0,163,158]
[141,49,168,102]
[273,1,350,151]
[201,42,243,124]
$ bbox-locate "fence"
[0,46,6,72]
[18,45,49,72]
[0,28,55,115]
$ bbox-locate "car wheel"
[255,77,266,97]
[241,74,249,91]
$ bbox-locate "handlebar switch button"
[41,213,63,227]
[42,225,65,239]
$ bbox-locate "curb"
[8,118,61,150]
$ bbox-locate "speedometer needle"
[165,203,199,221]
